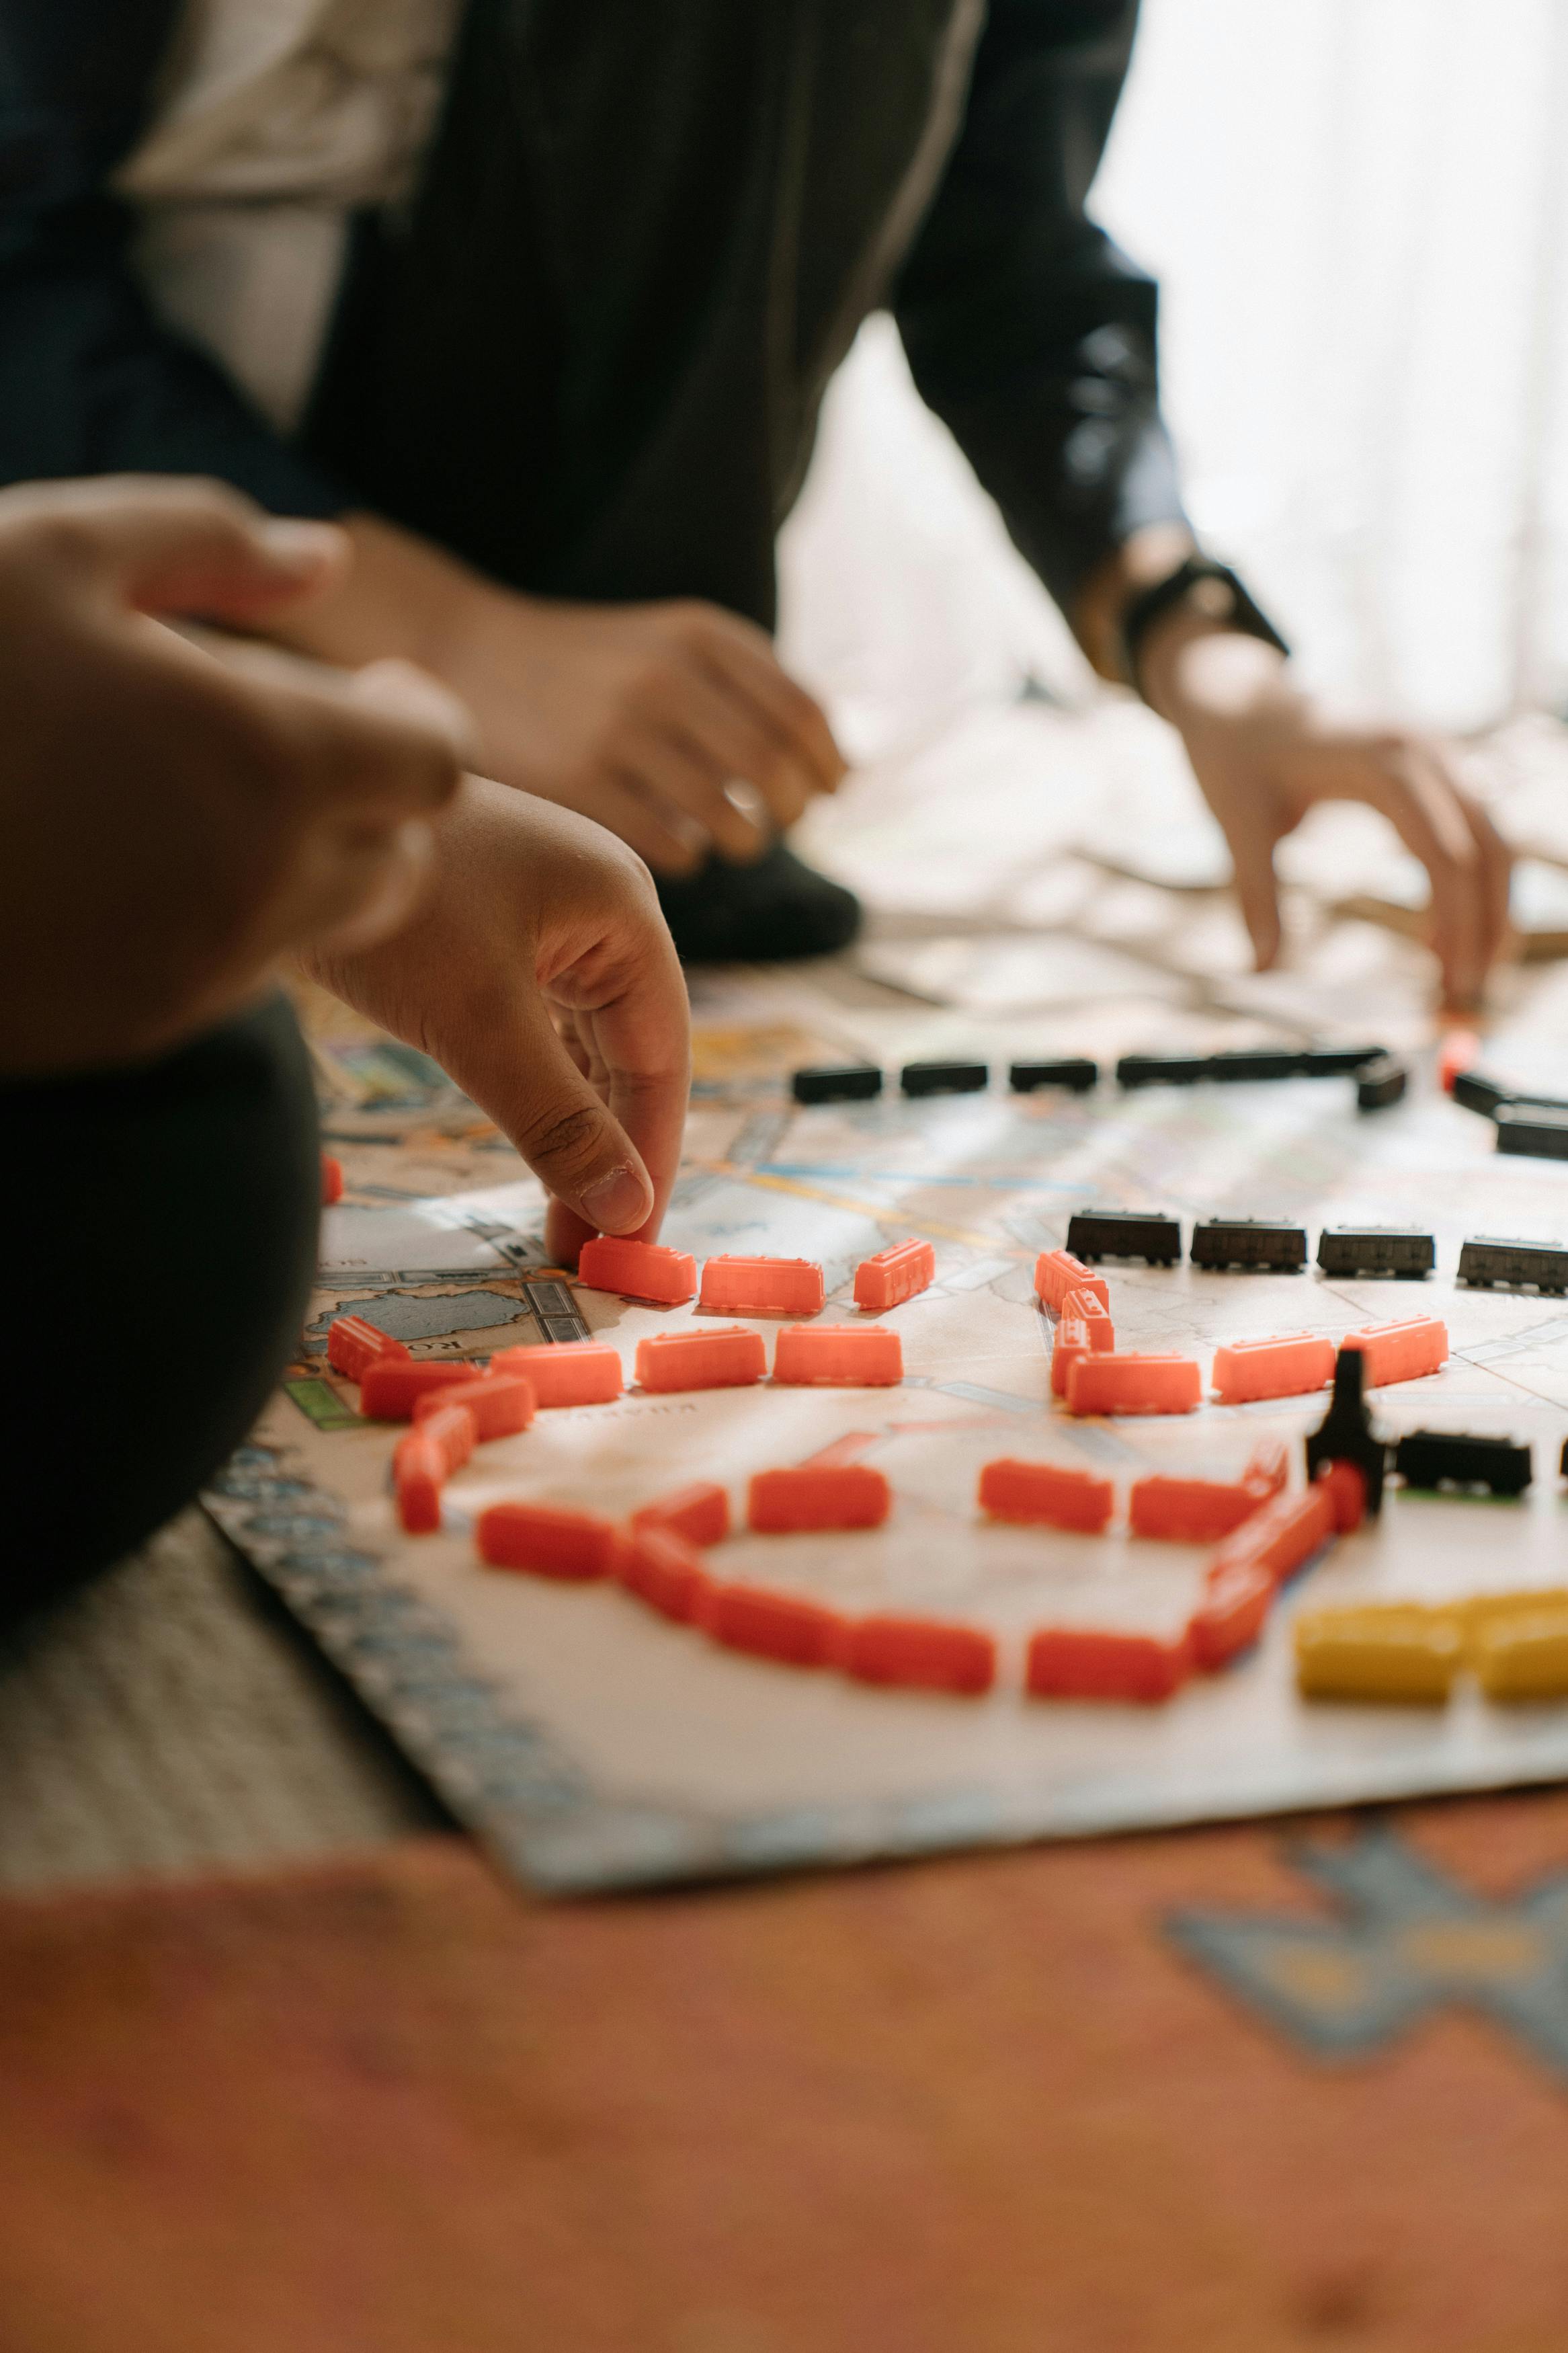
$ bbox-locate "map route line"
[703,1159,1008,1252]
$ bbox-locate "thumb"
[487,992,655,1240]
[1223,820,1284,971]
[19,475,348,621]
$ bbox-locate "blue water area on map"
[307,1289,535,1345]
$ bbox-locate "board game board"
[207,987,1568,1893]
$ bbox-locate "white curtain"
[779,0,1568,748]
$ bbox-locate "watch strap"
[1118,557,1289,699]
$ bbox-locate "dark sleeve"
[892,0,1186,619]
[0,1,347,514]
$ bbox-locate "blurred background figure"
[0,1,1524,998]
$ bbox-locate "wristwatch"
[1118,556,1289,700]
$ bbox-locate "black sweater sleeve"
[0,0,345,514]
[893,0,1187,619]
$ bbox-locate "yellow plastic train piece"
[1294,1588,1568,1706]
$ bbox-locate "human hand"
[267,514,847,875]
[300,778,690,1263]
[1143,619,1512,1012]
[0,476,472,1076]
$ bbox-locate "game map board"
[206,959,1568,1894]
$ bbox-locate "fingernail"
[258,518,346,573]
[581,1166,651,1234]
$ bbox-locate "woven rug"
[5,1790,1568,2353]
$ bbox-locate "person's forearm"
[263,510,497,677]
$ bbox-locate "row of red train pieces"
[325,1302,1359,1704]
[1034,1248,1448,1412]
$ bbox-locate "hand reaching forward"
[301,779,691,1262]
[1143,622,1512,1014]
[265,513,848,875]
[0,476,471,1074]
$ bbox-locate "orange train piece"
[1340,1316,1448,1386]
[772,1323,903,1386]
[1026,1626,1193,1704]
[320,1154,344,1206]
[698,1254,825,1315]
[1128,1474,1272,1544]
[393,1433,447,1535]
[629,1481,731,1548]
[1316,1459,1367,1533]
[415,1373,534,1441]
[411,1403,477,1476]
[635,1326,766,1393]
[747,1464,891,1532]
[844,1616,997,1696]
[327,1315,410,1382]
[1065,1353,1202,1417]
[1211,1486,1335,1587]
[577,1235,698,1304]
[1187,1556,1276,1670]
[700,1583,848,1667]
[489,1340,623,1406]
[1034,1249,1110,1313]
[358,1358,478,1419]
[853,1239,935,1312]
[618,1528,712,1622]
[476,1501,622,1581]
[1210,1331,1335,1405]
[1050,1289,1114,1397]
[978,1458,1114,1533]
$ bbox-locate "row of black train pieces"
[1307,1347,1551,1508]
[1058,1211,1568,1290]
[792,1045,1407,1109]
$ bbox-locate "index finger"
[542,936,691,1263]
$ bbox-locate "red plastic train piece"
[747,1464,891,1532]
[635,1326,767,1392]
[1315,1459,1367,1532]
[1128,1474,1271,1543]
[1210,1331,1335,1405]
[320,1154,344,1206]
[1050,1289,1114,1397]
[700,1583,848,1666]
[1210,1486,1335,1586]
[698,1255,825,1315]
[1065,1353,1202,1417]
[475,1501,622,1581]
[618,1528,712,1622]
[853,1239,935,1312]
[1034,1250,1110,1313]
[629,1480,731,1548]
[358,1359,479,1419]
[1186,1556,1276,1670]
[577,1236,698,1304]
[978,1458,1114,1533]
[1339,1316,1448,1386]
[1026,1626,1193,1704]
[414,1373,534,1441]
[489,1340,623,1406]
[772,1323,903,1386]
[327,1315,410,1382]
[843,1616,997,1696]
[412,1403,477,1475]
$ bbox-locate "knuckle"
[518,1100,604,1168]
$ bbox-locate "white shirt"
[114,0,462,432]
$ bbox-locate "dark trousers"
[0,996,320,1628]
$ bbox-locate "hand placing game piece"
[302,779,691,1266]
